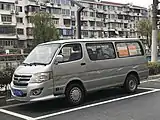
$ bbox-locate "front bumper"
[10,80,57,102]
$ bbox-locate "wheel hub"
[70,87,82,102]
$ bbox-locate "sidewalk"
[148,74,160,80]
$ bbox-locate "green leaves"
[136,19,152,47]
[31,11,59,46]
[136,19,152,38]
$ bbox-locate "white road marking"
[0,102,30,109]
[0,109,34,120]
[141,78,160,83]
[138,87,156,90]
[35,89,160,120]
[6,99,15,102]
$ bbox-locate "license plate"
[13,89,23,96]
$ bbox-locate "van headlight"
[30,72,52,83]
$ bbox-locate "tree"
[31,11,59,46]
[136,19,152,47]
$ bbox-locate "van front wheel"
[124,74,138,93]
[65,84,84,105]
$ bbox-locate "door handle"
[81,63,86,66]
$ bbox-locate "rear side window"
[86,42,116,61]
[116,41,144,58]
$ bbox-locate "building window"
[89,3,93,9]
[16,17,23,23]
[96,22,103,27]
[81,31,88,37]
[17,28,24,35]
[61,0,69,5]
[53,19,59,25]
[71,1,75,7]
[16,6,22,12]
[64,19,70,26]
[26,28,33,36]
[51,8,61,14]
[62,9,70,16]
[0,26,15,34]
[72,21,75,26]
[62,29,73,36]
[27,17,31,23]
[90,12,95,17]
[81,11,88,16]
[1,15,12,22]
[71,11,75,16]
[0,3,11,10]
[97,5,103,9]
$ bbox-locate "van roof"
[40,38,140,45]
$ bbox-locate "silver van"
[10,38,149,105]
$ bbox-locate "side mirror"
[54,55,63,64]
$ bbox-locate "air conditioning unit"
[15,11,19,15]
[10,10,14,14]
[15,0,18,4]
[35,1,39,5]
[50,2,54,5]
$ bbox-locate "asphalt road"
[0,79,160,120]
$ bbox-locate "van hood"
[14,65,51,75]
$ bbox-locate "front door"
[53,43,86,94]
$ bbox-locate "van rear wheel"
[124,74,138,93]
[65,83,84,105]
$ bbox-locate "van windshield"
[23,44,60,65]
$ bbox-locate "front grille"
[13,74,32,86]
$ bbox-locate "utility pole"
[69,0,85,39]
[151,0,158,62]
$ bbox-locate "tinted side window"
[116,41,144,58]
[86,42,116,61]
[127,42,143,56]
[116,43,129,57]
[59,43,82,62]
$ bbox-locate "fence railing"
[0,54,28,70]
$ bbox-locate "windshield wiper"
[29,62,47,66]
[22,62,31,66]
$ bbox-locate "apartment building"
[0,0,148,49]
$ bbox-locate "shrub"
[148,62,160,75]
[0,67,15,85]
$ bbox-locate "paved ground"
[0,78,160,120]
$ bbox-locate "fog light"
[31,88,43,96]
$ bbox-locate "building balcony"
[95,17,103,22]
[62,15,71,19]
[108,28,116,31]
[88,26,96,31]
[81,16,90,21]
[123,20,129,23]
[27,35,34,40]
[26,23,33,28]
[81,26,88,30]
[0,22,16,26]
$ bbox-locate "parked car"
[10,38,149,105]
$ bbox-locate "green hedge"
[148,62,160,75]
[0,67,15,85]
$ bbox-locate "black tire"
[65,83,85,106]
[124,74,138,93]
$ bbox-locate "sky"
[104,0,152,8]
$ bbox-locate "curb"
[148,74,160,80]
